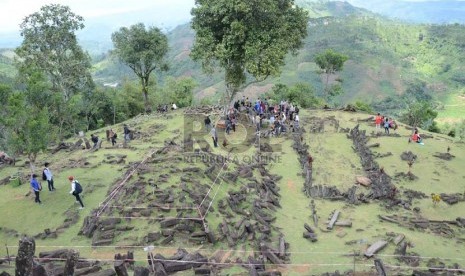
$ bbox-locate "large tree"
[15,4,93,101]
[0,74,54,172]
[314,49,349,100]
[112,23,169,113]
[191,0,308,110]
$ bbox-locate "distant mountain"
[3,0,465,117]
[345,0,465,24]
[296,0,372,18]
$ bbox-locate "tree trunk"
[325,72,330,100]
[224,82,238,116]
[28,153,37,174]
[141,76,151,114]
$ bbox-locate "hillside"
[1,107,464,275]
[87,1,465,124]
[346,0,465,24]
[1,1,465,131]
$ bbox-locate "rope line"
[201,160,230,220]
[105,205,198,210]
[198,160,229,210]
[95,216,203,221]
[96,149,157,217]
[1,256,464,272]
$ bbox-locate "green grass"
[1,108,465,275]
[426,90,465,132]
[273,109,465,275]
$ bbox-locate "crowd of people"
[208,97,302,146]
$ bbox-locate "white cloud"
[0,0,194,33]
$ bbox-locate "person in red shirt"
[374,113,383,132]
[411,130,422,143]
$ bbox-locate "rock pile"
[348,125,396,200]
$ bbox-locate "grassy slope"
[274,110,465,275]
[1,108,464,275]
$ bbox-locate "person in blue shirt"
[30,174,42,204]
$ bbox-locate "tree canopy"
[400,101,438,129]
[191,0,309,107]
[4,73,52,172]
[112,23,169,113]
[15,4,93,101]
[315,49,349,100]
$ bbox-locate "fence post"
[5,244,10,265]
[374,258,387,276]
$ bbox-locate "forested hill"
[91,1,465,114]
[2,0,465,118]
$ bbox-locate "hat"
[32,174,38,178]
[68,176,74,181]
[44,162,49,167]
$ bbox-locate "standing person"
[30,174,42,204]
[123,124,131,144]
[90,134,99,149]
[375,113,382,132]
[210,127,218,148]
[109,129,117,146]
[384,118,390,135]
[255,114,261,132]
[204,116,212,132]
[294,113,300,130]
[43,162,55,191]
[68,176,84,209]
[225,117,231,135]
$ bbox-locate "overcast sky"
[0,0,195,33]
[1,0,464,33]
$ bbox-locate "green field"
[1,108,464,275]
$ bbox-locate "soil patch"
[287,180,297,193]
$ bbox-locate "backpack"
[113,133,117,139]
[42,169,47,181]
[74,180,83,194]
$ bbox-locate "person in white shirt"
[43,162,55,191]
[294,114,300,130]
[68,176,84,209]
[172,103,177,110]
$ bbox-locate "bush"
[353,101,373,113]
[268,83,323,108]
[455,120,465,142]
[428,121,441,133]
[199,97,213,106]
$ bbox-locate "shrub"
[353,101,373,113]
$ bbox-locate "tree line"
[2,1,461,171]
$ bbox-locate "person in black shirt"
[123,125,131,143]
[204,116,212,132]
[90,134,99,148]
